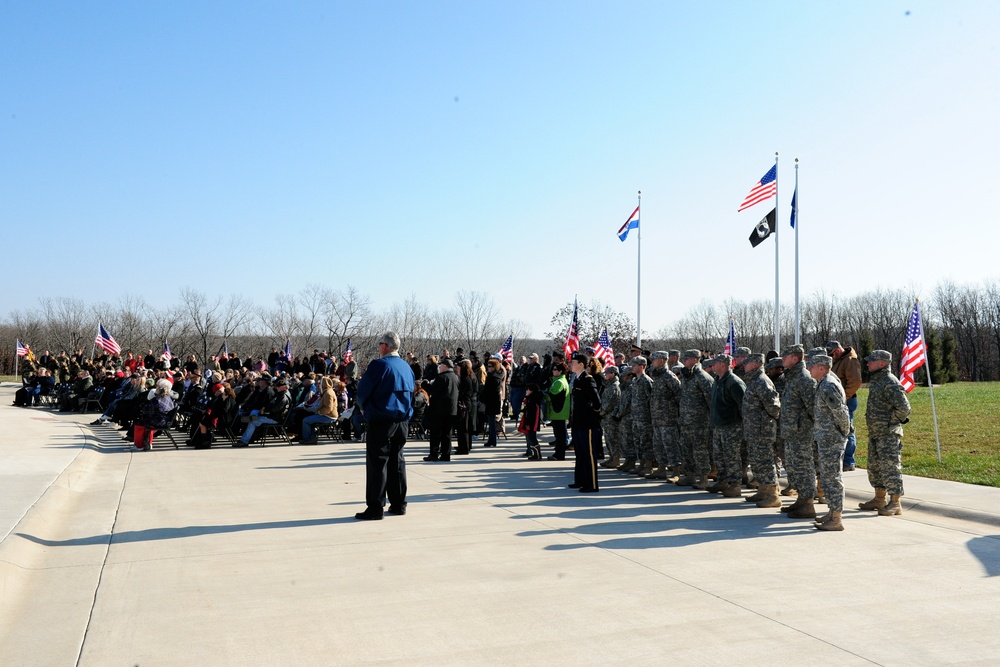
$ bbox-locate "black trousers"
[572,425,601,491]
[429,415,455,459]
[551,420,568,458]
[365,419,408,513]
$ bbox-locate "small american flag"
[724,320,737,357]
[16,340,30,357]
[343,339,353,363]
[163,341,173,361]
[95,324,122,355]
[593,327,615,368]
[900,301,927,393]
[497,334,514,363]
[563,300,580,359]
[738,165,777,212]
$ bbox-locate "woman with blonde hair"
[299,375,339,444]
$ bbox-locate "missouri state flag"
[618,206,640,242]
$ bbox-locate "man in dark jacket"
[425,358,459,461]
[709,354,747,498]
[568,353,603,493]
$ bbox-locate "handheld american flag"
[497,335,514,363]
[16,340,30,357]
[343,339,353,363]
[738,165,777,212]
[563,300,580,359]
[724,320,737,357]
[163,341,173,361]
[95,324,122,355]
[593,327,615,368]
[900,301,927,393]
[284,339,292,360]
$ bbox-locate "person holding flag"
[859,350,912,517]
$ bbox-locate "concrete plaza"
[2,384,999,666]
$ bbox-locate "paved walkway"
[2,383,999,665]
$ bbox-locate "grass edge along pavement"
[853,381,1000,487]
[3,377,998,487]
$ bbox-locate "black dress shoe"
[440,457,451,461]
[547,455,565,461]
[579,488,599,493]
[387,505,407,516]
[355,510,383,521]
[568,483,582,489]
[423,456,440,462]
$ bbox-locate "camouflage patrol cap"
[780,344,805,358]
[865,350,892,363]
[734,347,751,358]
[825,340,841,352]
[805,347,827,359]
[700,359,715,369]
[603,365,620,376]
[667,349,680,357]
[745,353,765,366]
[629,356,648,367]
[806,354,833,367]
[764,357,784,370]
[650,351,669,360]
[710,353,732,367]
[682,349,701,360]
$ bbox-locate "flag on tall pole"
[95,323,122,355]
[792,159,801,344]
[617,206,640,242]
[497,334,514,363]
[748,209,776,247]
[563,298,580,359]
[343,339,353,363]
[284,339,292,361]
[593,327,615,368]
[724,319,737,357]
[16,340,30,357]
[737,165,778,212]
[900,301,927,393]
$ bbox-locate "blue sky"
[2,1,998,338]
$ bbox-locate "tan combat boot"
[722,482,742,498]
[638,459,655,477]
[878,494,903,516]
[602,456,620,469]
[693,474,710,490]
[859,489,888,511]
[646,464,668,480]
[755,485,782,508]
[667,465,682,483]
[708,466,718,481]
[745,486,766,502]
[815,479,826,505]
[676,471,695,486]
[617,457,635,472]
[780,483,797,496]
[787,498,817,519]
[781,495,807,513]
[708,478,728,493]
[816,510,844,531]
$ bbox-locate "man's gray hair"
[379,331,401,352]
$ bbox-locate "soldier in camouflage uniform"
[708,354,746,497]
[678,349,714,489]
[765,356,791,494]
[599,366,622,468]
[861,350,912,516]
[742,353,782,507]
[613,370,636,471]
[805,346,831,505]
[627,356,655,476]
[732,347,751,380]
[649,351,682,480]
[778,344,818,519]
[808,354,851,530]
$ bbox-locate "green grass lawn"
[854,382,1000,488]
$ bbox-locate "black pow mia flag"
[748,208,777,248]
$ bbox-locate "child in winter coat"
[519,383,544,460]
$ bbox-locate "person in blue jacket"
[354,331,415,520]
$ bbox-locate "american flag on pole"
[563,300,580,359]
[593,327,615,368]
[95,324,122,355]
[163,341,173,361]
[738,164,777,212]
[16,340,30,357]
[343,339,353,363]
[724,320,737,357]
[497,334,514,363]
[900,301,927,393]
[284,339,292,360]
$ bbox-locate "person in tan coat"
[299,376,340,444]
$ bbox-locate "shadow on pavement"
[966,535,1000,576]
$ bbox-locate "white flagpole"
[91,323,99,360]
[636,190,642,347]
[794,158,800,344]
[773,153,780,351]
[916,299,943,462]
